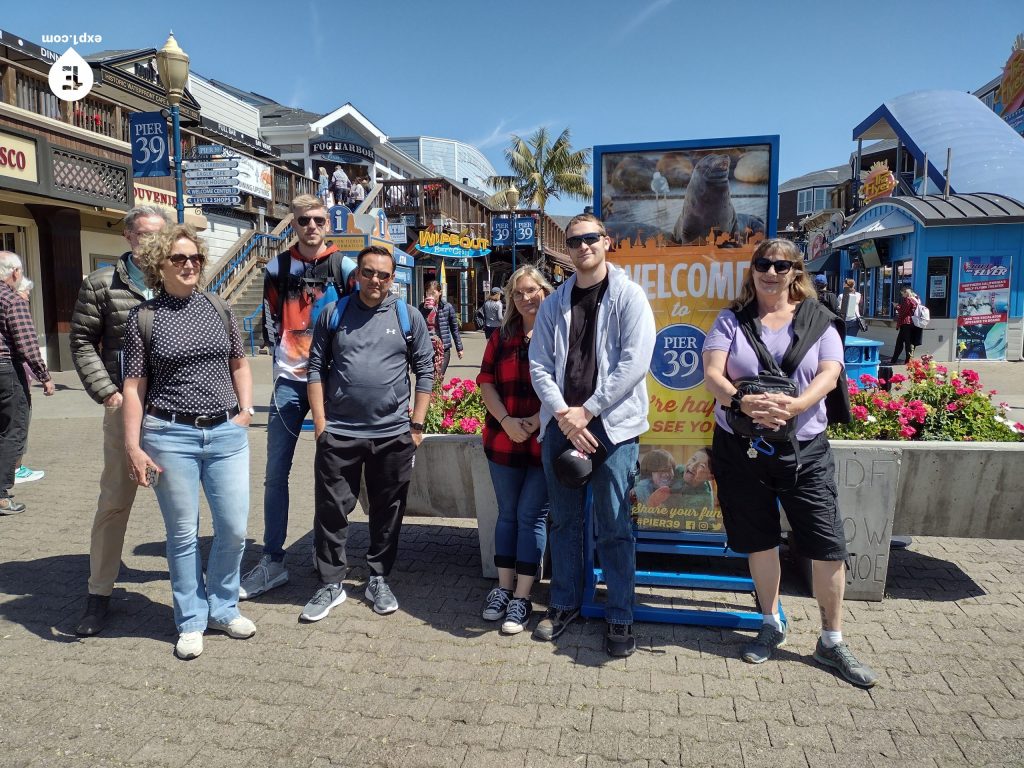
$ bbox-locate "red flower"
[851,405,868,421]
[859,373,877,387]
[900,426,916,438]
[889,373,908,385]
[962,370,980,384]
[946,402,958,412]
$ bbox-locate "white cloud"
[613,0,673,43]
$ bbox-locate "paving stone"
[741,743,810,768]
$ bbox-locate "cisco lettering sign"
[0,131,38,184]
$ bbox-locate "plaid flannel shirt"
[477,328,541,467]
[0,281,49,382]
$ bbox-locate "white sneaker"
[208,615,256,639]
[239,555,289,600]
[175,631,203,660]
[14,466,44,484]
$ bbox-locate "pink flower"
[462,380,477,393]
[956,386,973,396]
[1014,423,1024,432]
[442,382,453,392]
[962,370,980,384]
[889,373,908,384]
[900,426,916,438]
[451,388,466,400]
[935,365,948,375]
[847,382,859,396]
[440,416,454,430]
[458,417,480,434]
[946,402,958,412]
[859,373,877,386]
[851,405,868,421]
[989,389,999,395]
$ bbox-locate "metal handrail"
[241,305,264,357]
[207,228,292,296]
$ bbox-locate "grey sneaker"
[482,586,512,621]
[239,555,289,600]
[365,576,398,615]
[501,598,532,635]
[813,639,878,688]
[532,607,580,641]
[299,583,346,622]
[742,622,787,664]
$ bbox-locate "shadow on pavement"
[0,553,173,644]
[884,546,986,601]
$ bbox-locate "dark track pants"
[313,431,416,583]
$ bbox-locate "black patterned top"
[122,291,244,414]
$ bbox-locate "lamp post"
[156,33,190,224]
[504,183,520,273]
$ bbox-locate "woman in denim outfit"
[477,265,553,634]
[122,224,255,661]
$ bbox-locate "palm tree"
[486,127,593,261]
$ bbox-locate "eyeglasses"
[296,215,327,227]
[753,258,798,274]
[360,267,393,281]
[512,287,541,301]
[565,232,604,249]
[168,254,204,268]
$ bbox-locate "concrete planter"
[398,435,1024,599]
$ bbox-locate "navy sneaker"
[742,622,787,664]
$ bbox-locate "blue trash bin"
[844,337,884,389]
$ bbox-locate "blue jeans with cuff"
[487,461,548,576]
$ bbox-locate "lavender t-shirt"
[703,309,844,440]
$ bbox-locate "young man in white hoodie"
[528,213,656,657]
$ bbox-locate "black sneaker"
[605,622,636,657]
[741,622,787,664]
[501,598,532,635]
[75,594,110,637]
[532,606,580,641]
[813,639,878,688]
[481,586,512,621]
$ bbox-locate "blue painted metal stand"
[579,498,782,629]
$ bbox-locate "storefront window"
[863,260,912,319]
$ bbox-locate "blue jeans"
[845,319,860,338]
[142,415,250,633]
[263,377,310,560]
[487,461,549,576]
[541,420,638,624]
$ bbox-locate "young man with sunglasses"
[529,213,656,657]
[241,195,349,600]
[302,246,434,621]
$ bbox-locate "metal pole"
[944,148,952,200]
[171,103,184,224]
[510,206,517,273]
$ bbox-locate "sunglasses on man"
[565,232,604,249]
[753,258,799,274]
[360,267,393,281]
[296,215,327,227]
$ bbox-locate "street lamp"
[156,32,190,224]
[504,183,520,273]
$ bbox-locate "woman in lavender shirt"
[701,238,877,689]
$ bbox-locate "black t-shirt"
[564,276,609,407]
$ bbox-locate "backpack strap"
[323,295,413,365]
[274,250,291,327]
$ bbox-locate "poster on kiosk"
[595,136,779,536]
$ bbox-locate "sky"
[4,0,1020,215]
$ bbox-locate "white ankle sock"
[820,630,842,648]
[763,613,783,632]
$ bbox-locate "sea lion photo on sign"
[673,153,739,244]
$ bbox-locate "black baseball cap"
[553,438,608,489]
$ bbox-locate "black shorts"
[711,425,847,561]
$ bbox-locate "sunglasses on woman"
[753,257,798,274]
[168,254,204,268]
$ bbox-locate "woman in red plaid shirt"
[477,266,553,634]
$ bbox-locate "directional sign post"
[186,195,242,206]
[183,150,241,210]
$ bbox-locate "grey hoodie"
[308,293,434,438]
[529,263,656,445]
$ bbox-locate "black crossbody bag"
[727,322,800,442]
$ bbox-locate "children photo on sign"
[631,446,720,533]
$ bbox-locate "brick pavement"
[1,349,1023,767]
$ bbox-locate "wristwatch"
[243,406,255,416]
[410,421,424,432]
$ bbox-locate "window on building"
[863,259,912,319]
[797,187,830,215]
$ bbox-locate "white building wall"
[188,74,261,136]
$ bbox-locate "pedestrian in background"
[420,281,463,378]
[12,276,43,485]
[481,286,504,340]
[840,278,863,338]
[0,252,54,516]
[890,287,922,365]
